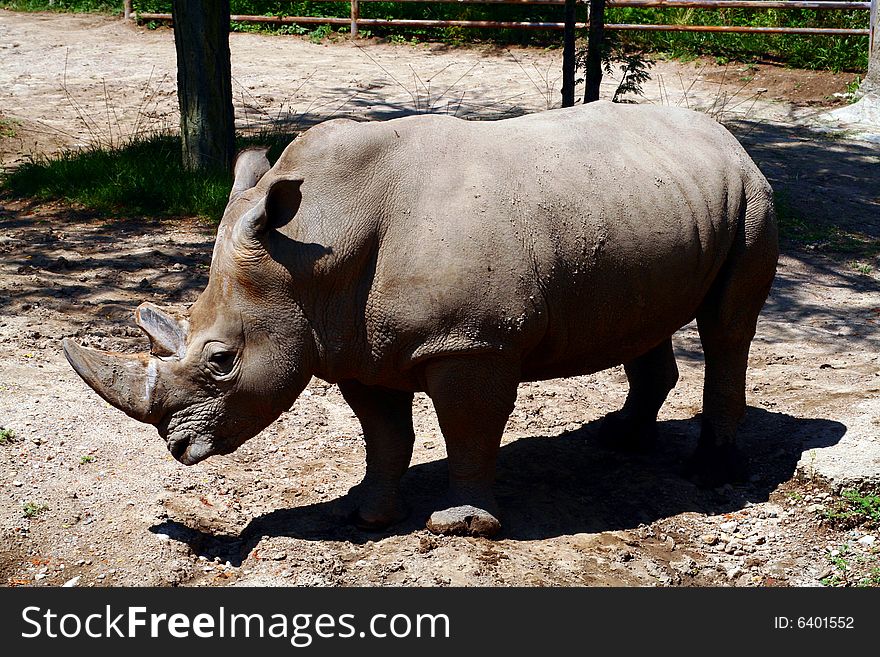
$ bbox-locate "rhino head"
[63,149,317,465]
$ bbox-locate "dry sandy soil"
[0,11,879,588]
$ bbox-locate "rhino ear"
[135,302,188,358]
[234,177,303,243]
[229,148,271,201]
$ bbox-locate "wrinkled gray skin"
[64,102,778,537]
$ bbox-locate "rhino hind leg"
[687,196,777,488]
[423,355,519,538]
[338,380,415,530]
[598,337,679,451]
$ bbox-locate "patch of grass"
[0,427,16,445]
[80,454,96,464]
[851,261,873,275]
[1,131,294,221]
[1,134,232,220]
[0,118,19,138]
[820,543,851,586]
[308,23,333,43]
[22,501,49,518]
[1,1,119,12]
[858,567,880,587]
[823,489,880,529]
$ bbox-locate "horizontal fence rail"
[135,1,872,37]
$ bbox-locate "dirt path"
[0,12,878,588]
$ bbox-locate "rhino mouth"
[159,414,258,466]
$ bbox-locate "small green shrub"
[823,490,880,529]
[22,501,49,518]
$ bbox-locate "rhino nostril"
[168,439,187,460]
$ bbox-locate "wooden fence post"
[123,0,133,20]
[871,0,877,53]
[351,0,359,37]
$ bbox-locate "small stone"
[34,573,47,580]
[807,504,824,513]
[857,535,876,547]
[355,560,368,568]
[423,441,435,450]
[155,533,170,542]
[269,551,286,561]
[726,566,743,580]
[719,521,738,533]
[62,576,81,587]
[12,480,23,487]
[426,505,501,537]
[701,534,719,546]
[96,574,105,580]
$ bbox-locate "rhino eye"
[207,349,236,376]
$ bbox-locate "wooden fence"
[131,0,874,39]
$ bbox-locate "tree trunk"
[561,0,577,107]
[171,0,235,173]
[583,0,605,103]
[862,0,879,96]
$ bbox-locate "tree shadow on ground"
[728,119,880,241]
[151,407,846,566]
[0,203,214,319]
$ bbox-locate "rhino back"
[274,105,768,384]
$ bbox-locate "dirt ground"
[0,11,879,588]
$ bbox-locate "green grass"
[0,118,18,138]
[80,454,96,464]
[0,427,15,445]
[22,501,49,518]
[2,134,233,220]
[858,568,880,587]
[1,0,120,12]
[1,132,293,221]
[823,490,880,529]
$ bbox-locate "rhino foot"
[426,505,501,537]
[684,442,748,489]
[338,480,409,531]
[597,409,658,452]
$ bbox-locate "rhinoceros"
[63,102,777,537]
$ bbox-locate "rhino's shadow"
[151,407,845,566]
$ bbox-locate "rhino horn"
[62,338,163,424]
[135,302,188,358]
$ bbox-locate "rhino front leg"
[338,380,415,530]
[598,337,679,451]
[423,355,519,538]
